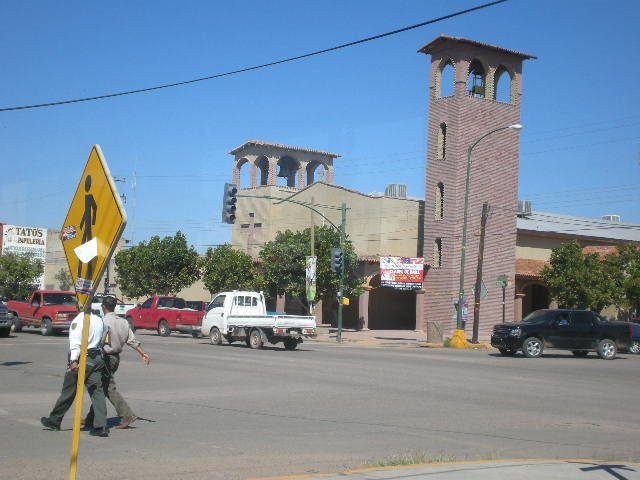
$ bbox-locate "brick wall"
[420,38,531,341]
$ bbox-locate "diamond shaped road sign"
[60,145,127,308]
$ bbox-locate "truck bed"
[226,314,316,329]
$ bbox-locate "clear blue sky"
[1,0,639,252]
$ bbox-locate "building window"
[493,65,512,103]
[256,157,269,186]
[433,238,442,268]
[437,123,447,160]
[438,60,455,97]
[467,59,486,98]
[434,182,444,220]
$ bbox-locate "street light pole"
[455,124,522,332]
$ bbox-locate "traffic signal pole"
[337,202,346,343]
[232,188,349,340]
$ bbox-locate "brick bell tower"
[419,36,536,341]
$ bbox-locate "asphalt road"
[1,330,639,480]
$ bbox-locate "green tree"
[604,243,640,317]
[200,244,263,294]
[259,226,363,309]
[0,253,44,300]
[114,231,200,298]
[54,267,73,291]
[540,240,615,311]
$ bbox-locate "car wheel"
[0,327,9,338]
[126,316,135,332]
[157,320,171,337]
[597,338,616,360]
[522,337,543,358]
[629,340,640,354]
[248,329,263,349]
[571,350,589,357]
[283,338,298,351]
[41,318,53,336]
[10,314,22,333]
[498,348,516,356]
[191,331,202,339]
[209,327,223,345]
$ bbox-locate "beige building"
[229,140,425,330]
[232,183,424,259]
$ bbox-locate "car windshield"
[520,310,548,323]
[43,293,78,307]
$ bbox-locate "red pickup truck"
[125,296,206,337]
[7,290,79,336]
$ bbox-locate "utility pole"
[337,202,346,343]
[472,202,489,343]
[309,197,315,315]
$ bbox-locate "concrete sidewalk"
[310,327,491,349]
[252,459,640,479]
[311,327,429,347]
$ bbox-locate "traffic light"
[331,247,343,273]
[222,183,238,224]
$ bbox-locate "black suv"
[491,309,633,360]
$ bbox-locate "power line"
[0,0,507,113]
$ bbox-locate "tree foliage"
[200,244,263,295]
[540,240,615,311]
[114,231,199,298]
[0,253,44,300]
[259,226,363,308]
[604,243,640,317]
[54,267,73,291]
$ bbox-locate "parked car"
[0,298,11,337]
[7,290,79,336]
[491,309,633,360]
[629,322,640,354]
[126,295,205,336]
[90,294,135,318]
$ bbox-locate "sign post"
[496,274,508,323]
[60,145,127,480]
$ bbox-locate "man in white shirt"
[40,310,109,437]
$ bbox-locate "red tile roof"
[418,35,537,60]
[229,140,340,158]
[516,259,548,279]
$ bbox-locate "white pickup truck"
[91,294,135,318]
[201,291,316,350]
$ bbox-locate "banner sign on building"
[305,256,317,302]
[379,256,425,291]
[1,224,48,288]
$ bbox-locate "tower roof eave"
[418,34,537,60]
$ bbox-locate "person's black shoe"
[89,427,109,437]
[40,416,60,431]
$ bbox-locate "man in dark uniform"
[40,310,109,437]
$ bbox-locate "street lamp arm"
[237,194,342,231]
[468,124,520,155]
[455,123,522,332]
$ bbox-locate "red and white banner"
[379,256,425,291]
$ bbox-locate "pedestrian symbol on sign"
[77,175,98,282]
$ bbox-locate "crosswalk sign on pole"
[60,145,126,480]
[61,145,127,309]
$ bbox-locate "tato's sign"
[1,223,48,288]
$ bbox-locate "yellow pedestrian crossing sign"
[60,145,127,308]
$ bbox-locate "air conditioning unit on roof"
[517,200,532,217]
[601,214,621,222]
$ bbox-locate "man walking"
[40,310,109,437]
[85,296,150,429]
